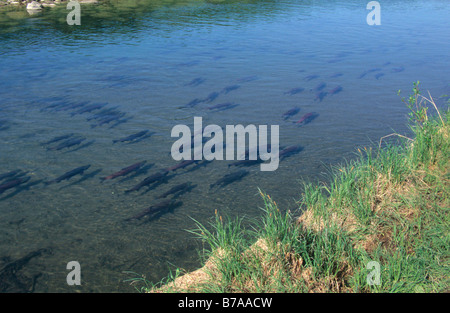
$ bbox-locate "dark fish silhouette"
[221,85,240,94]
[391,66,405,73]
[329,85,343,95]
[113,130,149,144]
[185,98,203,108]
[314,91,328,102]
[330,73,343,78]
[0,248,49,293]
[0,170,22,181]
[0,176,31,194]
[125,170,169,193]
[0,120,9,131]
[312,82,327,92]
[42,133,74,146]
[282,107,300,120]
[166,160,198,172]
[70,103,107,116]
[185,77,205,87]
[55,101,89,112]
[305,75,319,81]
[47,137,86,151]
[124,199,173,221]
[204,91,220,103]
[208,102,239,112]
[279,145,303,160]
[46,165,91,185]
[102,161,147,181]
[158,182,195,199]
[210,169,249,189]
[228,159,263,168]
[358,68,382,79]
[295,112,319,125]
[284,87,305,95]
[375,73,385,80]
[91,112,126,128]
[86,106,121,121]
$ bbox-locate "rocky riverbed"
[0,0,99,11]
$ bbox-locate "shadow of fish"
[185,77,205,87]
[108,116,132,129]
[0,170,25,182]
[117,163,154,183]
[124,199,174,222]
[375,73,385,80]
[314,91,328,102]
[311,82,327,92]
[60,169,102,189]
[184,98,204,108]
[236,75,258,83]
[0,176,31,194]
[185,98,204,108]
[55,101,90,112]
[329,85,343,95]
[305,75,319,81]
[210,169,249,189]
[70,103,107,116]
[284,87,304,95]
[228,159,263,168]
[0,179,43,201]
[102,161,147,181]
[182,160,212,174]
[125,169,169,193]
[113,130,150,144]
[208,102,239,112]
[166,160,198,172]
[358,68,382,79]
[294,112,319,126]
[86,106,120,121]
[47,137,86,151]
[0,121,9,131]
[143,201,183,223]
[391,66,404,73]
[221,85,241,94]
[330,73,343,78]
[63,140,95,153]
[46,165,91,185]
[158,182,196,199]
[203,91,220,103]
[282,107,300,120]
[91,112,126,128]
[279,145,304,160]
[0,248,50,293]
[41,133,74,146]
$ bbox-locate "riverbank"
[141,83,449,293]
[0,0,97,7]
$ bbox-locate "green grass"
[140,83,449,293]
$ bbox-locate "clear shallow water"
[0,0,449,292]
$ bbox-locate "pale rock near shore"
[26,1,42,9]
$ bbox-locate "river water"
[0,0,448,292]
